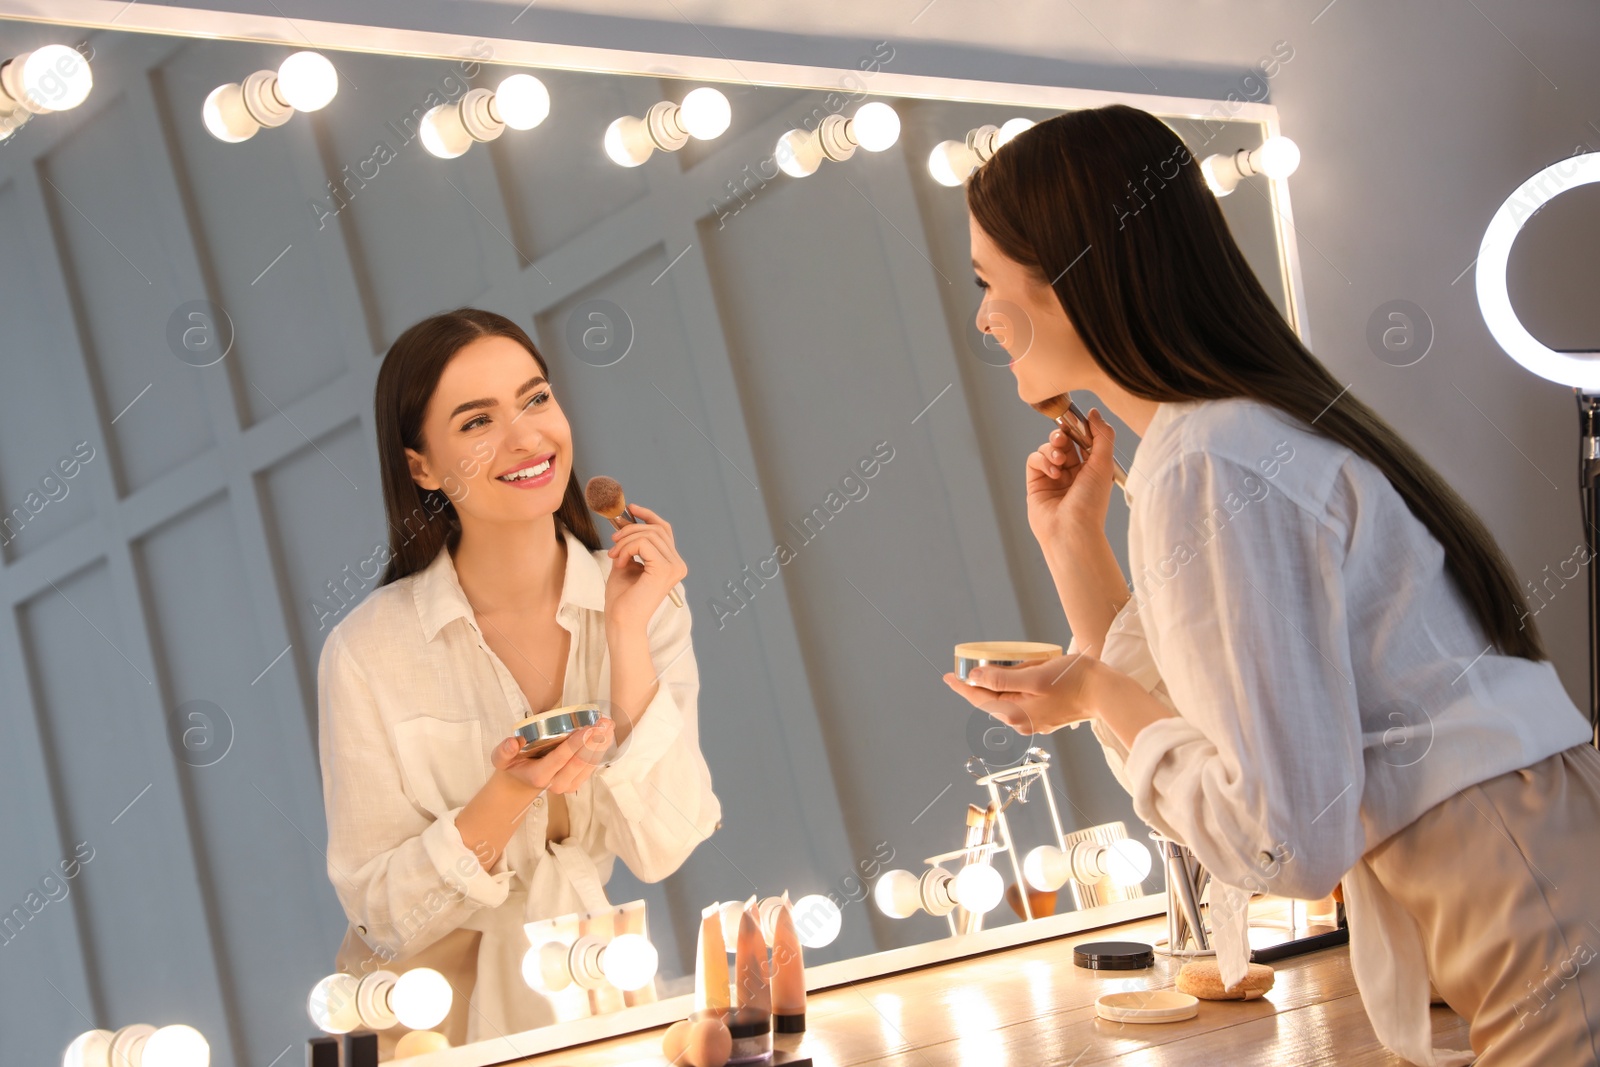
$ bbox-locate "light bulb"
[62,1030,114,1067]
[996,117,1034,145]
[952,863,1003,914]
[604,115,654,167]
[420,103,472,159]
[601,933,659,992]
[1104,838,1153,887]
[1255,135,1300,180]
[775,129,821,177]
[308,973,362,1034]
[792,894,842,948]
[679,86,731,140]
[522,940,572,993]
[391,968,453,1031]
[1201,154,1235,197]
[275,51,337,112]
[874,869,922,919]
[141,1025,209,1067]
[1023,845,1071,892]
[928,140,975,187]
[394,1030,451,1058]
[717,899,745,948]
[16,45,94,112]
[201,84,255,143]
[851,102,900,152]
[494,73,549,130]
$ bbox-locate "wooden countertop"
[503,913,1470,1066]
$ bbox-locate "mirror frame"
[0,3,1310,1063]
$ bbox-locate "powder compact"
[953,641,1064,683]
[514,702,603,758]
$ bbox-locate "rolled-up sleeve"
[584,595,721,883]
[1074,600,1180,797]
[1121,453,1366,901]
[318,629,510,959]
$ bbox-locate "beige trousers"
[1365,742,1600,1066]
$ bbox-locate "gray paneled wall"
[0,21,1292,1067]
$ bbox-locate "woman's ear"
[405,446,440,492]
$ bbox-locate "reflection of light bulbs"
[792,894,843,948]
[952,863,1003,914]
[494,73,549,130]
[420,103,473,159]
[851,101,901,152]
[394,1030,451,1058]
[63,1030,114,1067]
[141,1025,210,1067]
[5,44,95,112]
[307,973,362,1034]
[605,115,654,167]
[201,85,255,143]
[776,128,823,177]
[874,869,923,919]
[680,86,731,139]
[601,933,660,992]
[928,140,977,187]
[1024,845,1071,892]
[1103,838,1153,886]
[275,51,337,112]
[391,968,453,1031]
[996,117,1034,145]
[717,899,746,948]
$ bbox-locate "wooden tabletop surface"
[505,913,1470,1066]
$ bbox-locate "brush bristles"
[585,475,625,517]
[1030,394,1072,421]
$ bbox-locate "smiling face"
[404,333,573,530]
[969,213,1101,404]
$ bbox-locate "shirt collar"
[1123,399,1191,505]
[413,524,606,642]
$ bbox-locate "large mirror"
[0,8,1305,1065]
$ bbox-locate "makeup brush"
[584,475,685,608]
[1030,394,1129,496]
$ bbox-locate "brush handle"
[1055,402,1130,492]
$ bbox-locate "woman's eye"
[973,276,990,290]
[461,414,487,431]
[525,390,551,409]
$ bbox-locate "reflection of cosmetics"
[953,641,1063,683]
[1028,394,1129,495]
[513,703,602,758]
[692,1007,772,1065]
[733,902,771,1013]
[696,903,731,1013]
[770,897,807,1034]
[584,475,685,607]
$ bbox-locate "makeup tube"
[734,900,771,1013]
[695,902,731,1014]
[771,896,806,1033]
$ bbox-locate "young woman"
[317,308,720,1049]
[942,104,1599,1067]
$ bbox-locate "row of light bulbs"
[4,44,1302,195]
[873,837,1152,920]
[62,1024,208,1067]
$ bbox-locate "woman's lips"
[497,457,557,489]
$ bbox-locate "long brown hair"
[374,307,601,586]
[967,103,1547,662]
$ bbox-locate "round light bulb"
[141,1024,210,1067]
[851,102,901,152]
[874,869,923,919]
[928,140,975,187]
[394,1030,451,1058]
[391,967,453,1031]
[604,115,653,167]
[201,83,255,143]
[19,45,94,112]
[308,973,362,1034]
[791,893,843,948]
[1023,845,1070,892]
[601,933,659,992]
[1105,838,1153,887]
[494,73,549,130]
[996,117,1034,145]
[679,86,731,140]
[275,51,338,112]
[1255,135,1300,180]
[63,1029,114,1067]
[420,103,472,159]
[952,863,1004,914]
[776,128,822,177]
[717,900,745,948]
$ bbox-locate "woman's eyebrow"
[449,376,547,419]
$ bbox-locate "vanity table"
[500,912,1468,1067]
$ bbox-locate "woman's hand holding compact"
[943,654,1103,735]
[603,503,688,632]
[490,717,616,797]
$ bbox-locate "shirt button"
[357,924,367,935]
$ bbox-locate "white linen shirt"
[1073,396,1589,1067]
[316,524,720,1041]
